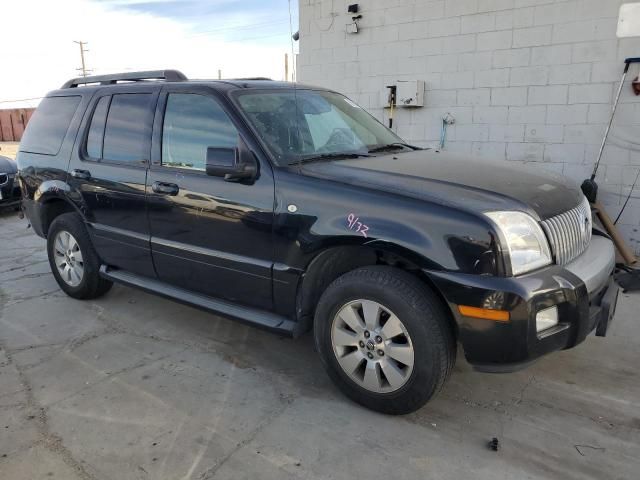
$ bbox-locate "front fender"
[274,174,500,276]
[271,169,502,319]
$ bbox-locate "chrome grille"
[541,196,592,265]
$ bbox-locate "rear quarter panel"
[16,92,93,236]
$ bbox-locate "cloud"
[0,0,298,108]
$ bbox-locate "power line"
[188,18,290,37]
[0,97,43,104]
[221,30,293,42]
[1,21,296,104]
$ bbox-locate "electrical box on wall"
[381,80,425,108]
[396,80,425,107]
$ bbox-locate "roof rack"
[231,77,273,81]
[61,70,188,89]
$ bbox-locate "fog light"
[536,306,559,333]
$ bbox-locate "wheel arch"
[39,196,81,237]
[296,242,458,339]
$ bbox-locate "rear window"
[102,93,153,163]
[20,96,81,155]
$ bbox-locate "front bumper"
[427,235,618,372]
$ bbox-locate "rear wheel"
[314,266,455,414]
[47,213,112,299]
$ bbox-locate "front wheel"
[314,266,455,415]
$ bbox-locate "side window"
[20,96,81,155]
[162,93,239,170]
[86,96,110,159]
[102,93,153,163]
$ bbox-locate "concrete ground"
[0,142,19,160]
[0,210,638,480]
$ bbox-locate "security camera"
[292,31,299,41]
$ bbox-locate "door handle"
[152,181,179,196]
[70,169,91,180]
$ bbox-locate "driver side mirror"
[206,143,257,182]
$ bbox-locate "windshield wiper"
[290,152,372,165]
[368,142,423,153]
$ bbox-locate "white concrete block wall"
[298,0,640,254]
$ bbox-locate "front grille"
[0,173,8,185]
[541,196,592,265]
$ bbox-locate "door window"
[86,96,110,159]
[162,93,239,171]
[102,93,153,163]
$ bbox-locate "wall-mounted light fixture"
[346,4,361,34]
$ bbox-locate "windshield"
[236,89,404,165]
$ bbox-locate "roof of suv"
[57,69,319,93]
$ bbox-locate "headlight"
[485,211,552,276]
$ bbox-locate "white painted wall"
[298,0,640,254]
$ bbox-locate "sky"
[0,0,299,109]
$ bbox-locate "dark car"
[0,154,21,209]
[17,70,618,414]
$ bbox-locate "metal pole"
[591,62,630,180]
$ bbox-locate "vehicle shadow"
[0,207,20,218]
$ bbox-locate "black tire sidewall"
[46,213,105,299]
[314,267,452,414]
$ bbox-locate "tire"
[46,212,113,300]
[314,266,456,415]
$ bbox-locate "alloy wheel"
[53,230,84,287]
[331,299,415,393]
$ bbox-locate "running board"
[99,265,296,336]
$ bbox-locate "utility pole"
[218,69,222,80]
[73,41,91,77]
[284,53,289,82]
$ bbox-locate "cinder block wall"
[298,0,640,254]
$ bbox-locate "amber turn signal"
[457,305,510,322]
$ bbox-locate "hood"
[0,155,17,174]
[298,150,583,220]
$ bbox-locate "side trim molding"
[88,222,150,243]
[151,236,272,271]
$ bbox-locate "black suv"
[17,70,618,414]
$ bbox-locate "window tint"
[162,93,238,170]
[86,96,110,159]
[20,96,81,155]
[103,93,153,163]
